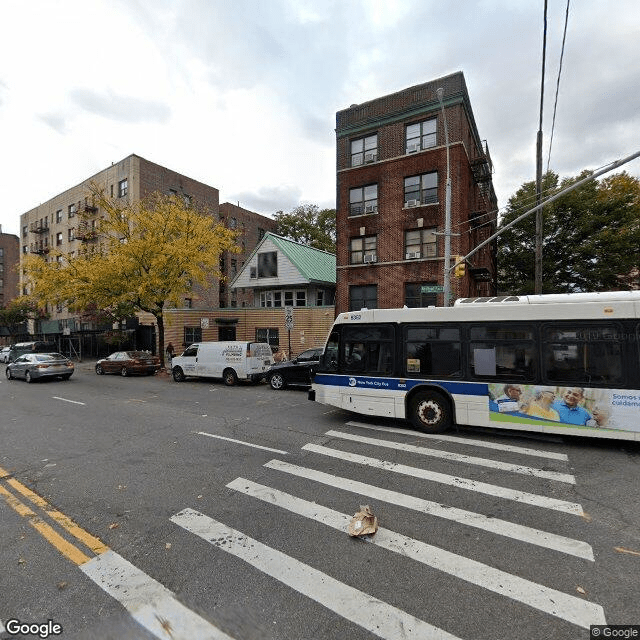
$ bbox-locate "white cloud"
[1,0,639,239]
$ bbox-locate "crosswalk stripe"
[345,421,569,461]
[327,430,575,484]
[265,460,593,560]
[227,478,605,630]
[80,550,235,640]
[197,431,289,455]
[171,508,463,640]
[302,443,584,515]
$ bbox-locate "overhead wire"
[547,0,571,172]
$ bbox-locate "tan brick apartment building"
[335,71,497,312]
[18,154,277,353]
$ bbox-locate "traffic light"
[454,259,466,278]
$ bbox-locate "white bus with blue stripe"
[309,291,640,441]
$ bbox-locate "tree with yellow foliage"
[24,185,239,367]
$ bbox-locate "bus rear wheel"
[410,391,452,433]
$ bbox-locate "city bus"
[309,291,640,441]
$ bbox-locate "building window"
[256,328,279,349]
[405,228,437,259]
[349,284,377,311]
[68,204,77,218]
[229,217,237,229]
[349,184,378,216]
[231,259,237,276]
[56,210,62,223]
[184,326,202,345]
[404,172,438,206]
[22,225,28,237]
[56,232,63,246]
[258,228,266,240]
[296,291,306,306]
[316,290,324,306]
[184,298,192,308]
[351,134,378,166]
[118,179,128,198]
[405,282,438,308]
[350,236,377,264]
[257,251,277,278]
[406,118,437,153]
[68,228,75,242]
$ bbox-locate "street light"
[436,87,452,307]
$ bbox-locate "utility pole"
[535,0,548,294]
[437,87,452,307]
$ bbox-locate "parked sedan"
[95,351,161,376]
[6,353,74,382]
[0,346,11,363]
[267,348,323,390]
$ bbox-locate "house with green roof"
[230,232,336,309]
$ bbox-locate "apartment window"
[55,210,62,223]
[405,228,437,258]
[68,203,77,218]
[349,284,378,311]
[406,118,437,153]
[350,236,377,264]
[184,326,202,345]
[284,291,294,306]
[404,172,438,206]
[118,179,128,198]
[184,297,192,308]
[296,291,306,306]
[258,228,266,240]
[351,134,378,166]
[56,232,63,246]
[316,290,324,306]
[257,251,277,278]
[405,282,438,308]
[349,184,378,216]
[68,228,75,242]
[22,225,28,238]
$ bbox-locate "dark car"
[267,348,323,390]
[6,353,74,382]
[95,351,161,376]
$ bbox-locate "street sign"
[284,306,294,330]
[421,285,444,293]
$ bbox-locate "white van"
[171,341,274,385]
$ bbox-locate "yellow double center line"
[0,466,109,566]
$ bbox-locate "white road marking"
[52,396,86,405]
[227,478,605,629]
[346,421,569,461]
[80,549,235,640]
[326,430,575,484]
[171,508,463,640]
[302,444,584,515]
[265,460,592,560]
[196,431,288,455]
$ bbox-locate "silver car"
[0,346,10,363]
[6,353,74,382]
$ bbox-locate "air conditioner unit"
[405,199,420,208]
[364,152,377,163]
[407,143,420,153]
[363,254,377,263]
[364,204,378,213]
[352,156,363,167]
[405,251,421,259]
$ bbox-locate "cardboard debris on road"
[348,505,378,537]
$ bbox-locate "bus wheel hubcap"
[418,400,441,425]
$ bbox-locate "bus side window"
[323,331,340,370]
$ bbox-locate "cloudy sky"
[1,0,639,237]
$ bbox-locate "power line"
[547,0,571,172]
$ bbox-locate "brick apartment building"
[335,71,497,312]
[18,154,276,353]
[0,226,20,308]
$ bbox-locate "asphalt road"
[1,363,639,640]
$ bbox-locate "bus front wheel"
[410,391,452,433]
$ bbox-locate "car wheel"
[223,368,238,386]
[95,364,104,375]
[269,372,286,390]
[121,367,128,377]
[6,367,12,380]
[409,390,452,433]
[172,366,185,382]
[25,370,33,383]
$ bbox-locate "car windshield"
[35,354,65,361]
